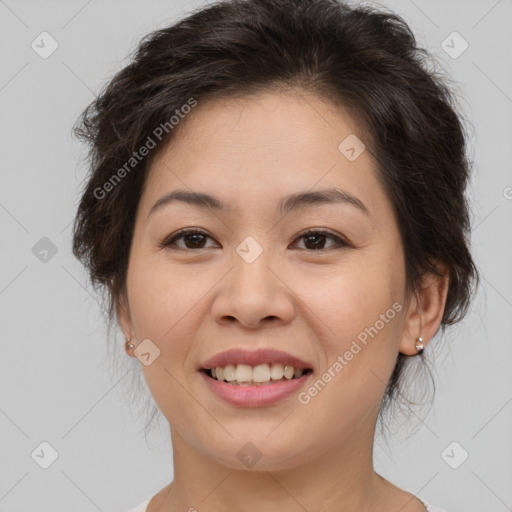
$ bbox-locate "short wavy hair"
[72,0,480,435]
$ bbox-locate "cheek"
[303,255,404,407]
[295,270,403,432]
[126,258,202,423]
[126,252,206,340]
[124,259,206,407]
[308,258,399,340]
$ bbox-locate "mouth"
[201,364,314,386]
[199,348,314,386]
[198,349,314,407]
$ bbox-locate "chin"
[200,429,315,472]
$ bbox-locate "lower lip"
[200,371,312,407]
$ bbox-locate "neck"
[159,418,396,512]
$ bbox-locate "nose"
[211,249,295,330]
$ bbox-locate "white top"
[122,495,451,512]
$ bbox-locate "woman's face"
[119,90,424,470]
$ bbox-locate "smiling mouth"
[201,363,314,386]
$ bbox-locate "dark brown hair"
[72,0,480,432]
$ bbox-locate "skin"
[118,89,450,512]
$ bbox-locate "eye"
[160,228,350,251]
[160,228,219,250]
[291,229,349,251]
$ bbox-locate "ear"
[116,292,135,356]
[399,260,450,355]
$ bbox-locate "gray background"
[1,0,511,511]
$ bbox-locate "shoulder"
[425,504,452,512]
[120,498,451,512]
[118,496,152,512]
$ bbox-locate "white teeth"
[235,364,253,382]
[283,365,294,379]
[252,363,270,382]
[270,363,284,380]
[223,364,236,382]
[209,363,306,384]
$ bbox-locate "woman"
[72,0,479,510]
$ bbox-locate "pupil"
[184,233,327,250]
[186,234,205,248]
[305,234,325,250]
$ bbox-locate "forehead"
[140,90,382,221]
[153,90,363,163]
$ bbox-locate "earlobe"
[414,336,424,354]
[399,261,450,356]
[115,294,136,356]
[125,338,136,356]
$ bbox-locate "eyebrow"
[148,187,370,218]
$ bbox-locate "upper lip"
[200,349,313,371]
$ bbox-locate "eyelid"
[292,228,350,249]
[159,227,217,249]
[160,227,350,250]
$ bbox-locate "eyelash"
[159,228,350,252]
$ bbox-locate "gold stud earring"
[415,336,424,354]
